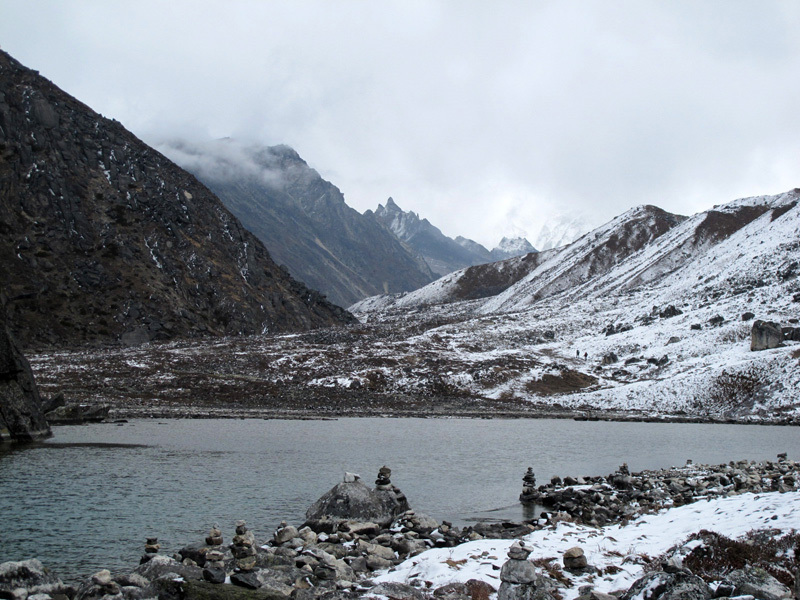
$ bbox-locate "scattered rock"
[724,566,793,600]
[620,571,711,600]
[742,312,755,321]
[751,320,783,351]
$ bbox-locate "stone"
[343,472,360,483]
[507,542,531,561]
[660,305,684,319]
[742,312,755,321]
[620,571,711,600]
[500,559,537,585]
[601,352,618,365]
[0,560,67,600]
[498,581,557,600]
[273,524,299,545]
[201,565,225,584]
[305,478,404,527]
[563,546,588,570]
[0,309,51,443]
[230,571,261,590]
[724,566,792,600]
[708,315,725,327]
[370,582,428,600]
[751,320,783,351]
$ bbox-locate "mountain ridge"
[160,139,436,308]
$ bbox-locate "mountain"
[355,204,684,311]
[346,189,800,421]
[489,236,537,261]
[159,139,435,308]
[533,213,590,250]
[371,198,535,276]
[0,50,353,349]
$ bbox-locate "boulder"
[620,571,711,600]
[601,353,618,365]
[305,478,406,527]
[0,559,68,598]
[0,307,51,443]
[751,320,783,351]
[724,566,792,600]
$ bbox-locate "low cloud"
[2,1,800,247]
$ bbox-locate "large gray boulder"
[723,566,792,600]
[0,305,51,443]
[751,320,783,351]
[620,571,711,600]
[304,477,407,527]
[0,559,67,597]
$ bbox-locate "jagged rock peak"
[160,139,436,308]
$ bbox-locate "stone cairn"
[519,467,538,502]
[230,520,257,572]
[140,537,160,564]
[375,465,392,490]
[202,525,226,584]
[498,541,555,600]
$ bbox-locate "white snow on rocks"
[374,491,800,599]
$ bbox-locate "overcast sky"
[2,1,800,247]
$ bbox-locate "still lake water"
[1,417,798,581]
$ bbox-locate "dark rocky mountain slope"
[0,50,353,349]
[159,139,435,308]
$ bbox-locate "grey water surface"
[1,417,797,581]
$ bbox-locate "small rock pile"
[521,455,799,527]
[519,467,537,502]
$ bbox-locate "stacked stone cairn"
[201,526,226,584]
[230,520,257,571]
[375,465,392,489]
[140,537,159,564]
[498,541,557,600]
[519,467,538,502]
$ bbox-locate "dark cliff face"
[160,139,435,308]
[0,51,354,349]
[0,304,50,442]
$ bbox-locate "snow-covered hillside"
[348,189,800,421]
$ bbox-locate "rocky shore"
[2,460,799,600]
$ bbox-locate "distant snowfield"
[375,491,800,598]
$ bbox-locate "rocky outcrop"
[159,140,436,308]
[0,50,353,349]
[0,304,50,442]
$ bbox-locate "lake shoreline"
[3,458,798,600]
[93,404,799,426]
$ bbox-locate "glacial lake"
[1,417,798,581]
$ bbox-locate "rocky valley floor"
[27,280,800,423]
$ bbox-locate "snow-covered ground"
[375,491,800,598]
